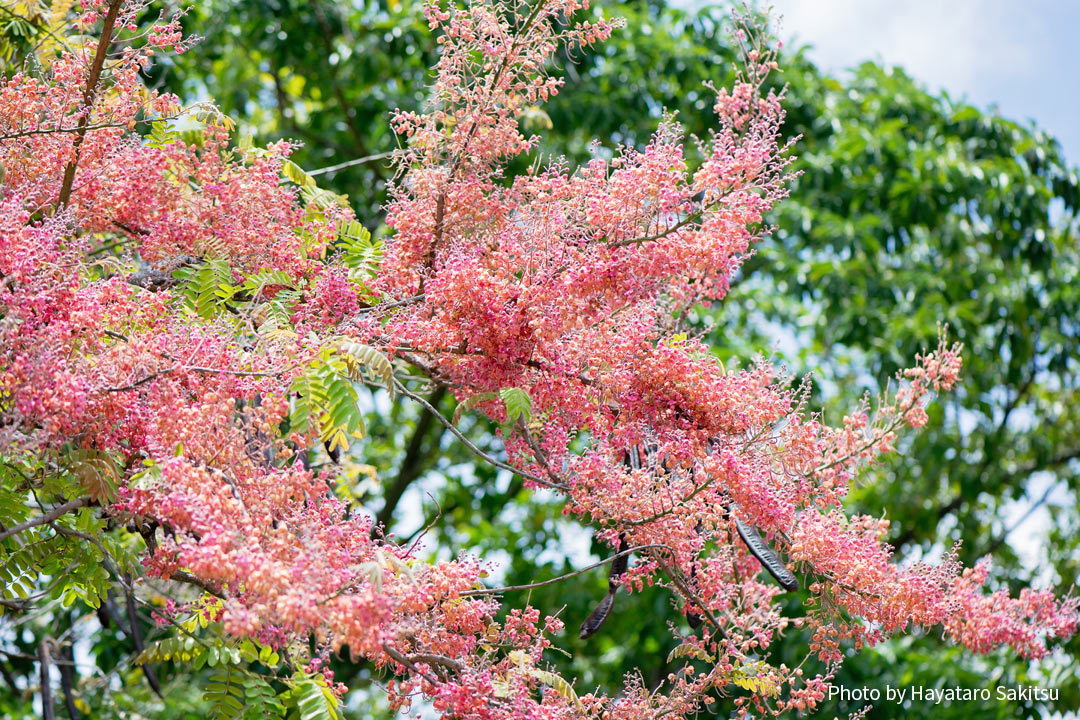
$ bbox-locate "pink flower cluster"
[0,2,1075,719]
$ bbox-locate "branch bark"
[39,639,56,720]
[0,497,91,543]
[56,0,124,208]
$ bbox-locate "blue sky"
[767,0,1080,166]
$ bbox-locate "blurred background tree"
[2,1,1077,718]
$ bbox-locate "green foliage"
[526,666,585,712]
[336,340,394,391]
[499,387,532,424]
[453,388,533,426]
[3,1,1077,719]
[1,456,117,615]
[204,667,248,719]
[175,259,238,319]
[282,158,351,218]
[289,341,393,452]
[147,120,183,149]
[282,674,342,720]
[335,219,382,287]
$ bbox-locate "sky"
[762,1,1077,585]
[766,0,1080,165]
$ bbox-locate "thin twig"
[307,151,394,177]
[0,122,129,141]
[0,497,90,543]
[392,378,566,492]
[103,365,279,392]
[461,543,672,596]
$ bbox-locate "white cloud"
[754,0,1080,162]
[769,0,1040,93]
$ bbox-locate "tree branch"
[392,378,566,492]
[461,543,672,597]
[39,639,56,720]
[0,497,91,543]
[56,0,124,208]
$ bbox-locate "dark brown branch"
[893,445,1080,549]
[461,544,669,597]
[163,570,225,599]
[311,1,385,184]
[125,583,162,697]
[57,638,80,720]
[56,0,124,208]
[0,656,18,694]
[893,372,1036,548]
[103,365,278,392]
[0,497,91,543]
[1,122,128,141]
[381,644,443,685]
[981,480,1065,558]
[649,550,726,639]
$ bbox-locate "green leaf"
[283,160,317,188]
[453,392,499,425]
[289,676,339,720]
[205,668,247,720]
[499,387,532,423]
[177,259,237,319]
[666,642,715,664]
[146,120,181,149]
[336,341,394,392]
[526,668,585,712]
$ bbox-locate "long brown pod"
[734,517,798,591]
[57,641,80,720]
[581,533,631,639]
[609,534,629,590]
[686,562,703,629]
[579,591,615,639]
[125,585,163,697]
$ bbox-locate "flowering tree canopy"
[1,1,1076,718]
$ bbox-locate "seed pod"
[735,517,798,591]
[609,533,629,590]
[579,591,615,639]
[125,586,162,697]
[58,641,81,720]
[686,561,703,628]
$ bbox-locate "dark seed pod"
[609,534,630,586]
[58,641,81,720]
[580,591,616,639]
[735,518,798,591]
[610,551,629,582]
[686,561,703,628]
[323,438,342,464]
[96,601,112,630]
